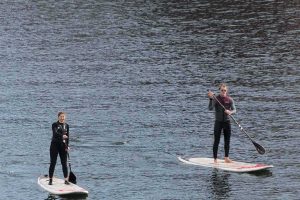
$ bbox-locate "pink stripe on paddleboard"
[237,164,268,169]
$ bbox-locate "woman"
[208,83,236,163]
[48,112,70,185]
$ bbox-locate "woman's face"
[58,114,66,123]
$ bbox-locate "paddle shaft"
[67,152,72,171]
[209,91,265,154]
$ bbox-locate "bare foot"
[224,157,233,163]
[214,159,218,164]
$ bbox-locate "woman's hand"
[225,110,233,115]
[65,147,70,152]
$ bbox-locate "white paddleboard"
[38,175,88,196]
[178,157,273,172]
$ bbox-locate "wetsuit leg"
[213,121,222,159]
[49,142,58,178]
[223,122,231,157]
[58,144,68,178]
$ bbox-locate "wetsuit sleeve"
[230,99,237,114]
[66,124,70,147]
[208,98,215,110]
[52,122,63,140]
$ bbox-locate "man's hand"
[208,91,214,99]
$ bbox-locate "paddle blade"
[253,141,266,155]
[69,171,77,184]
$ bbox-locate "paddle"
[67,152,77,184]
[209,91,266,155]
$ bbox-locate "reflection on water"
[209,170,231,200]
[248,169,273,178]
[45,194,56,200]
[206,169,273,200]
[45,194,88,200]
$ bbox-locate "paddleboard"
[38,175,88,196]
[178,157,273,172]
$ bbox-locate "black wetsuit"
[209,95,236,159]
[48,121,69,179]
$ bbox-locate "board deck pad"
[178,157,273,172]
[38,175,88,196]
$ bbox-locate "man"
[208,83,236,163]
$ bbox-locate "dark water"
[0,0,299,199]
